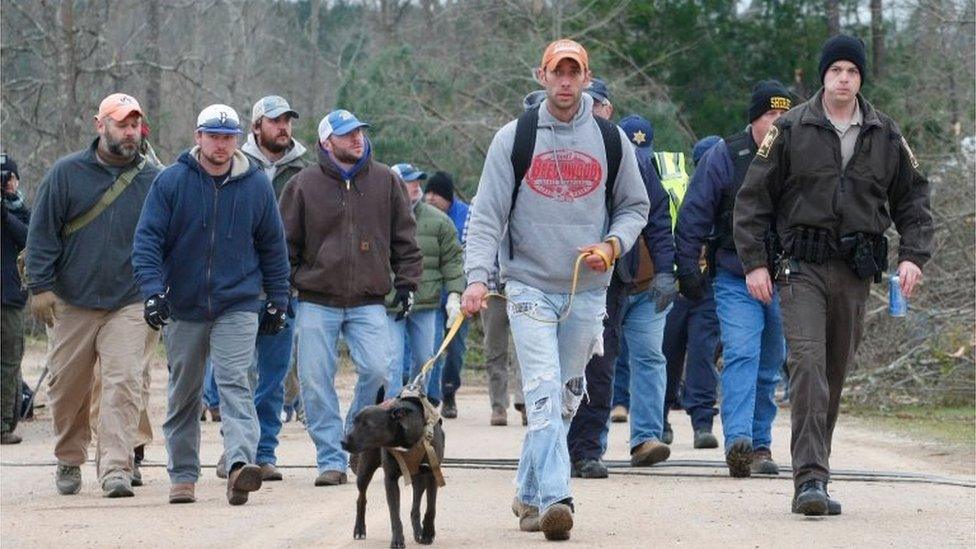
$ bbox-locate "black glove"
[144,293,171,330]
[394,288,414,321]
[677,273,705,301]
[258,300,288,335]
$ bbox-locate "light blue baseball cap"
[318,109,371,141]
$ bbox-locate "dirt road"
[2,349,973,548]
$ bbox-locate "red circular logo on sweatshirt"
[525,149,603,202]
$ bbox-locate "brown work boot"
[314,470,347,486]
[169,483,196,504]
[511,496,541,532]
[750,447,780,475]
[260,462,283,481]
[540,499,574,541]
[630,439,671,466]
[490,407,508,426]
[227,463,263,505]
[1,432,22,445]
[610,405,628,423]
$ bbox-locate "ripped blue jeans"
[505,280,607,512]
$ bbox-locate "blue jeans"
[611,341,630,409]
[433,293,468,400]
[385,309,437,400]
[252,300,296,465]
[203,358,220,408]
[295,301,388,473]
[713,268,785,452]
[662,283,720,431]
[622,292,671,449]
[506,281,606,511]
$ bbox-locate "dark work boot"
[792,479,829,516]
[571,459,608,479]
[725,439,753,478]
[441,394,457,419]
[693,428,718,449]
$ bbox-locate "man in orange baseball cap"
[26,91,161,498]
[96,93,144,122]
[462,38,650,541]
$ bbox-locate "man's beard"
[331,144,362,164]
[258,130,290,155]
[105,133,141,160]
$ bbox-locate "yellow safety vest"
[652,151,689,230]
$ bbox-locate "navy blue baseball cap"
[619,114,654,149]
[392,163,428,182]
[585,78,611,105]
[318,109,370,141]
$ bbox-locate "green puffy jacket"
[386,201,465,312]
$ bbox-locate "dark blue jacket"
[132,148,290,321]
[1,193,30,308]
[674,139,746,278]
[616,147,674,282]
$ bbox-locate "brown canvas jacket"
[279,146,422,308]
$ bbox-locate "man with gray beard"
[26,93,161,498]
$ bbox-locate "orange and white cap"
[96,93,143,122]
[541,39,589,73]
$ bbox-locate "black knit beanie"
[424,171,454,204]
[748,79,792,122]
[818,34,867,84]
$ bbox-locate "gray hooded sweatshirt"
[465,93,650,293]
[242,134,309,198]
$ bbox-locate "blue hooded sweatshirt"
[132,147,290,321]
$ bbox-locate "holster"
[839,232,887,282]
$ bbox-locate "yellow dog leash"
[406,248,611,387]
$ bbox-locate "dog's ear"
[389,405,411,421]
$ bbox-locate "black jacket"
[1,193,30,308]
[733,89,933,272]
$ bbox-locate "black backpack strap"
[594,116,622,212]
[508,107,540,259]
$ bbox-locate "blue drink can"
[889,274,907,317]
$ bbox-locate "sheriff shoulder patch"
[756,125,779,159]
[901,136,920,169]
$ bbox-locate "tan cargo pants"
[46,298,149,482]
[90,328,159,448]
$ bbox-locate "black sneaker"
[725,439,753,478]
[570,459,608,479]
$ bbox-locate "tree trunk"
[870,0,884,79]
[826,0,840,36]
[145,1,162,126]
[307,0,322,116]
[58,0,81,150]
